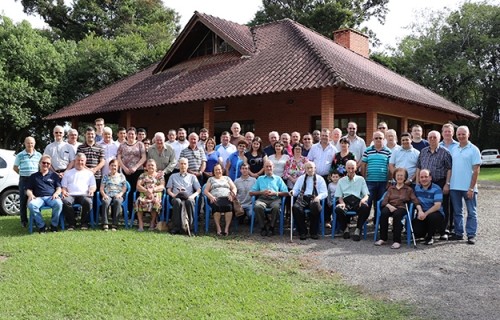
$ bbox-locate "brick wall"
[333,29,369,58]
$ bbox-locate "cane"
[406,203,417,248]
[290,195,294,242]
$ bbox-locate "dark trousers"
[171,197,195,232]
[254,197,281,230]
[335,203,370,230]
[412,211,444,240]
[292,197,322,236]
[125,170,143,214]
[18,176,30,224]
[366,181,387,210]
[101,196,123,226]
[435,178,453,234]
[379,207,407,243]
[63,195,93,227]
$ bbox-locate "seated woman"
[375,167,423,249]
[204,164,238,236]
[100,159,127,231]
[134,159,165,231]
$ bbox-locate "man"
[331,128,342,150]
[234,164,257,220]
[61,153,97,230]
[77,127,105,189]
[244,131,255,150]
[98,126,119,177]
[413,169,445,245]
[301,132,313,157]
[14,136,42,227]
[416,130,452,238]
[116,127,127,145]
[171,128,189,162]
[147,132,177,182]
[449,126,481,245]
[312,130,321,144]
[215,131,236,167]
[361,131,391,213]
[94,118,105,142]
[389,132,419,185]
[250,160,289,236]
[440,123,459,152]
[137,128,147,142]
[307,128,337,180]
[197,128,209,150]
[263,131,280,156]
[281,132,292,155]
[343,122,366,168]
[67,128,81,153]
[166,158,201,235]
[26,155,63,232]
[180,132,206,184]
[411,124,429,151]
[291,162,328,240]
[334,160,370,241]
[167,129,177,145]
[44,125,76,178]
[230,122,243,145]
[291,131,301,146]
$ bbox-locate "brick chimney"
[333,28,369,58]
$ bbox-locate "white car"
[480,149,500,166]
[0,149,20,215]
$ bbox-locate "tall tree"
[250,0,388,40]
[384,2,500,148]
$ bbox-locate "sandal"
[374,240,385,246]
[391,242,401,249]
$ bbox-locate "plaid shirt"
[416,146,452,182]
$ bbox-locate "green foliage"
[250,0,388,41]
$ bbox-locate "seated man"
[290,162,328,240]
[61,153,97,230]
[234,164,256,221]
[249,160,288,236]
[166,157,201,235]
[26,155,63,232]
[334,160,370,241]
[413,169,444,245]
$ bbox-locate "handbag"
[231,191,245,217]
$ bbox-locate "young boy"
[326,171,340,228]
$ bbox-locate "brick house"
[46,12,477,141]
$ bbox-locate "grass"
[0,214,414,320]
[478,167,500,182]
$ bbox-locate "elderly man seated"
[290,162,328,240]
[334,160,370,241]
[26,155,63,233]
[166,157,201,235]
[249,160,288,236]
[61,153,97,230]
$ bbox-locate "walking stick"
[406,203,417,248]
[290,195,294,242]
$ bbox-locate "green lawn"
[479,166,500,182]
[0,214,414,319]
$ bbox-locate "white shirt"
[171,140,189,161]
[61,168,96,196]
[307,143,338,176]
[98,140,119,176]
[215,143,237,167]
[43,141,75,171]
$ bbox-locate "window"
[334,114,367,140]
[0,157,6,169]
[191,32,235,58]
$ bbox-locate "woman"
[204,164,237,236]
[268,141,290,179]
[134,159,165,231]
[226,140,248,181]
[117,127,147,214]
[245,136,267,178]
[331,137,356,176]
[283,143,308,189]
[375,167,422,249]
[100,159,127,231]
[203,137,223,181]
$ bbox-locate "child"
[326,171,340,228]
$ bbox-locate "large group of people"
[15,118,481,246]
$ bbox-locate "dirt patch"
[0,255,8,262]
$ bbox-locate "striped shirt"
[14,150,42,177]
[77,142,105,180]
[414,183,444,216]
[362,145,391,182]
[180,145,206,172]
[416,146,452,182]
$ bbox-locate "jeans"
[450,190,478,237]
[366,181,387,211]
[28,196,63,228]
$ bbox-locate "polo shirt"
[14,150,42,177]
[166,172,201,196]
[389,146,420,179]
[234,176,257,207]
[439,139,459,153]
[251,174,288,197]
[334,174,369,199]
[180,145,207,172]
[77,142,105,179]
[414,183,444,216]
[450,142,481,191]
[416,146,452,182]
[215,143,236,167]
[362,145,391,182]
[27,171,61,197]
[43,141,75,171]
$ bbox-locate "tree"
[250,0,388,41]
[383,2,500,149]
[18,0,179,41]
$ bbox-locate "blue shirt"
[450,142,481,191]
[414,183,444,216]
[362,145,391,182]
[251,174,288,198]
[26,171,61,197]
[14,150,42,177]
[411,139,430,152]
[205,150,221,174]
[439,139,459,153]
[389,147,420,179]
[227,151,245,181]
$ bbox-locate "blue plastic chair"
[330,198,368,239]
[129,188,167,229]
[250,196,286,236]
[95,181,131,228]
[201,184,239,234]
[28,204,65,234]
[373,197,414,247]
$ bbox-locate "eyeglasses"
[54,132,63,134]
[378,127,387,130]
[348,128,356,130]
[374,137,383,140]
[41,162,51,165]
[428,136,438,139]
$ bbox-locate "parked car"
[481,149,500,166]
[0,149,20,215]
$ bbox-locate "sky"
[0,0,497,50]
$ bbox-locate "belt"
[55,169,66,173]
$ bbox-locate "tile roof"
[46,12,477,120]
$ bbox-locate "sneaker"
[439,234,448,241]
[81,225,89,230]
[299,234,307,240]
[449,234,464,241]
[67,226,75,231]
[111,225,118,231]
[352,228,361,241]
[325,222,332,229]
[374,240,385,246]
[260,228,268,237]
[391,242,401,249]
[103,225,109,231]
[343,227,350,239]
[424,238,434,245]
[467,236,476,245]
